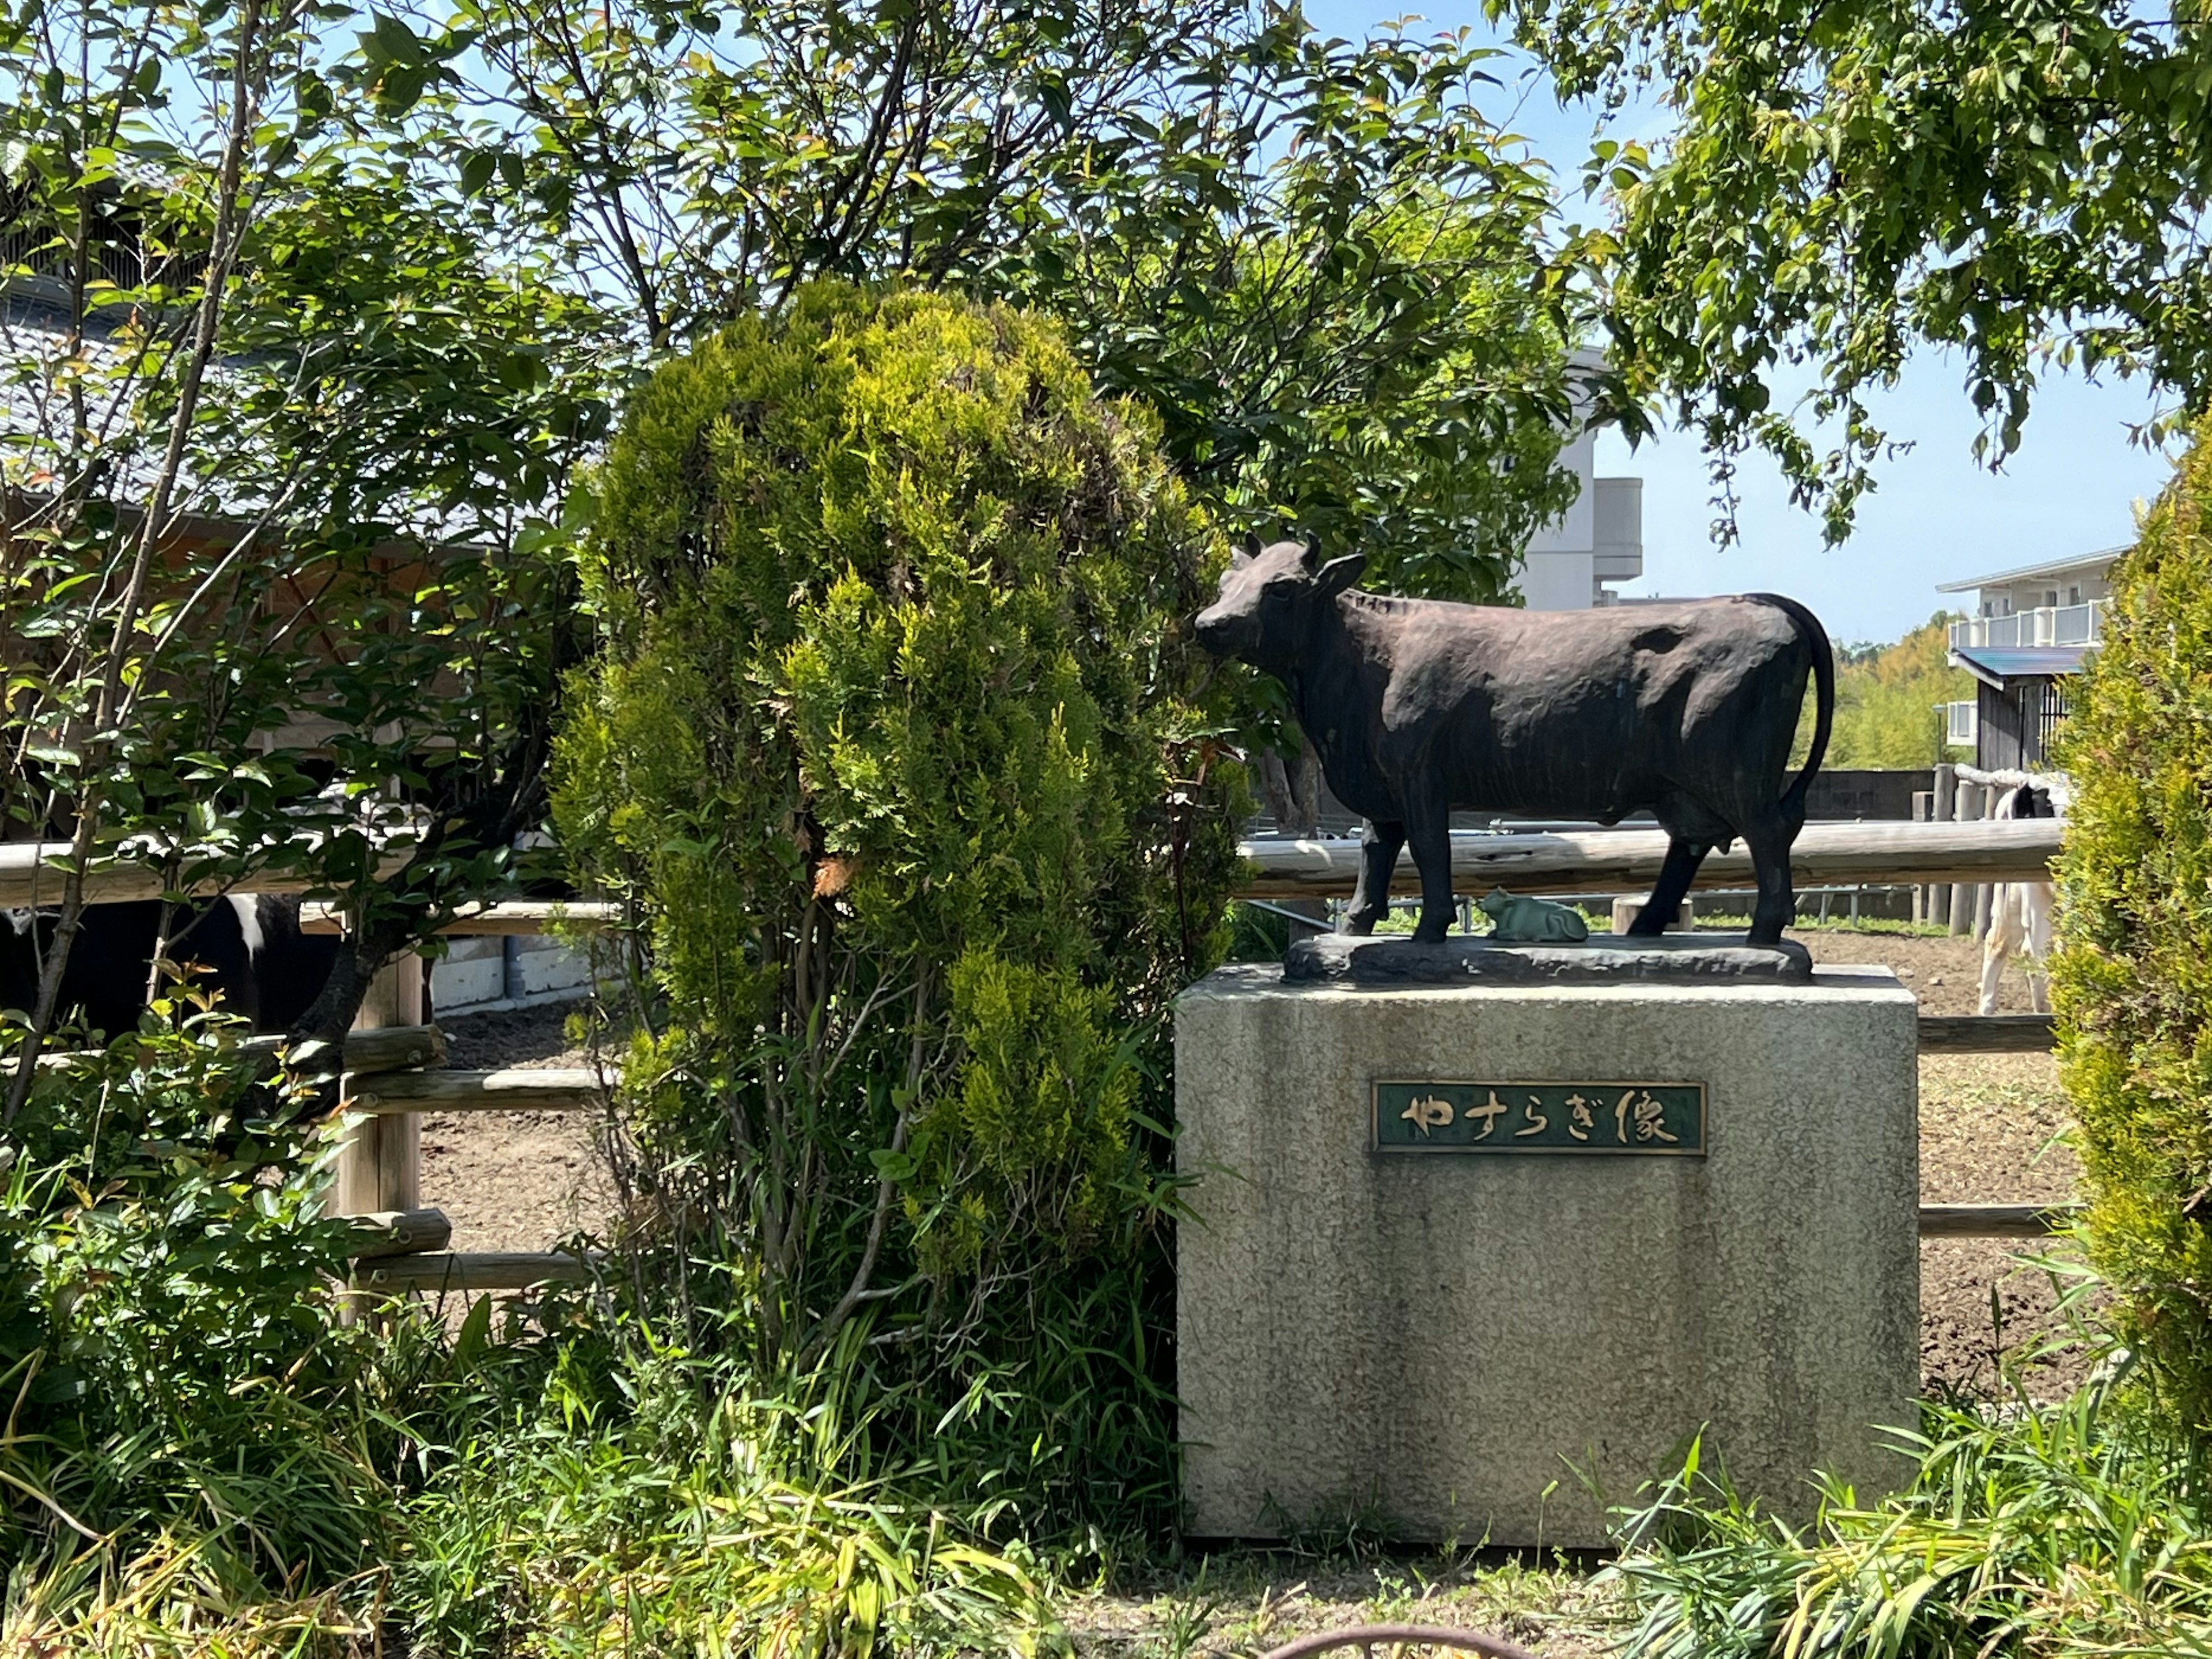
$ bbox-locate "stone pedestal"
[1175,961,1918,1546]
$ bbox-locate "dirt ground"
[420,1005,615,1257]
[1791,927,2094,1400]
[1060,1555,1619,1659]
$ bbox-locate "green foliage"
[0,1011,384,1590]
[0,1,613,1071]
[397,0,1601,601]
[552,283,1243,1531]
[1821,617,1974,770]
[1002,33,1592,602]
[2052,424,2212,1428]
[1493,0,2195,541]
[398,1339,1056,1658]
[1612,1375,2212,1659]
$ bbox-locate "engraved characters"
[1378,1082,1700,1152]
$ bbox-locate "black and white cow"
[0,895,344,1039]
[1978,782,2065,1017]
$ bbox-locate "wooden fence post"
[1930,763,1955,927]
[336,953,423,1215]
[1949,779,1978,935]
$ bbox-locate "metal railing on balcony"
[1949,600,2104,652]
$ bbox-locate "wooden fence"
[326,1006,2078,1291]
[6,819,2077,1291]
[1232,817,2063,899]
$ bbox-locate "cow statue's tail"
[1752,592,1835,819]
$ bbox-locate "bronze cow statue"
[1194,535,1835,946]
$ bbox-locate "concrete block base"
[1610,894,1694,933]
[1175,963,1918,1546]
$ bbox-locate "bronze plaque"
[1372,1081,1706,1156]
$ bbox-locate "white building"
[1940,548,2116,651]
[1937,547,2120,769]
[1517,438,1645,609]
[1513,353,1645,609]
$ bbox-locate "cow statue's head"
[1194,532,1367,675]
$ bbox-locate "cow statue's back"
[1195,535,1836,946]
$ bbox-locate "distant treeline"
[1794,614,1976,770]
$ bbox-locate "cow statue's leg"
[1346,819,1406,935]
[1627,839,1708,935]
[1402,794,1456,944]
[1742,818,1797,946]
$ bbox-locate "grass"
[0,925,2142,1659]
[391,1327,1061,1659]
[1692,910,1950,938]
[1609,1362,2212,1659]
[3,1541,387,1659]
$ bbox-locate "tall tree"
[1006,28,1594,603]
[1821,618,1974,770]
[0,0,609,1100]
[1494,0,2201,539]
[392,0,1612,828]
[391,0,1610,597]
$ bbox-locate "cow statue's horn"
[1236,532,1261,565]
[1300,531,1322,571]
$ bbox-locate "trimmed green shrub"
[2054,421,2212,1426]
[552,283,1245,1531]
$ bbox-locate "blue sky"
[1309,0,2178,644]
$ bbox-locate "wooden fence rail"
[6,818,2079,1284]
[344,1067,607,1115]
[354,1249,605,1293]
[7,819,2061,913]
[298,899,619,935]
[1232,818,2062,900]
[346,1206,2078,1295]
[1916,1014,2055,1053]
[1919,1203,2080,1238]
[348,1207,453,1259]
[0,841,412,910]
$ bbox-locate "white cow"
[1977,781,2063,1017]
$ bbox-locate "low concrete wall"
[1175,964,1919,1545]
[429,935,593,1016]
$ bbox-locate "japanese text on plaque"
[1372,1082,1706,1155]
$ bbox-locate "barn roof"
[0,281,479,553]
[1948,643,2093,688]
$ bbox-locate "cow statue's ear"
[1315,552,1366,598]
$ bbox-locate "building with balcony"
[1937,547,2119,770]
